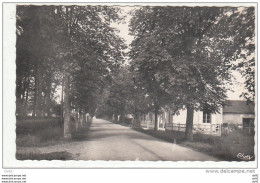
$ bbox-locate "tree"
[105,66,134,121]
[208,7,255,101]
[16,5,126,139]
[95,65,152,126]
[52,5,126,138]
[129,41,172,130]
[16,6,61,117]
[129,7,241,140]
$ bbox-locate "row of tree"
[96,6,255,141]
[16,6,255,141]
[16,5,126,138]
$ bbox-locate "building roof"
[223,100,255,114]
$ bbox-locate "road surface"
[73,118,219,161]
[17,118,219,161]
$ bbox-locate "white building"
[140,100,255,136]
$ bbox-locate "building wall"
[172,109,223,125]
[172,109,187,124]
[223,113,255,125]
[140,107,224,128]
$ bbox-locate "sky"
[226,71,247,100]
[110,7,135,48]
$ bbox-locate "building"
[222,100,255,129]
[139,100,255,136]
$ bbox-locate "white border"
[2,2,258,168]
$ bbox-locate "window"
[243,118,254,129]
[203,110,211,123]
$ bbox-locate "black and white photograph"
[2,2,257,171]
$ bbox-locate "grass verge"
[16,118,92,160]
[131,126,254,161]
[16,151,73,160]
[16,118,92,147]
[16,118,64,147]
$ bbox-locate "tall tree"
[129,7,243,140]
[16,6,60,117]
[54,5,125,138]
[16,5,126,139]
[105,66,134,121]
[208,7,255,101]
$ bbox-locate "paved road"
[73,118,219,161]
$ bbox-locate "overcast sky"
[110,7,135,47]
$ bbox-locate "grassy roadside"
[113,120,254,161]
[132,127,254,161]
[16,117,91,160]
[16,151,73,160]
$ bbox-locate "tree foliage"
[16,5,125,138]
[16,5,255,141]
[129,6,255,140]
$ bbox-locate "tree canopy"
[129,6,255,140]
[16,5,126,138]
[16,5,255,141]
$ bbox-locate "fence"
[165,123,222,136]
[140,120,165,131]
[141,120,222,135]
[140,121,222,136]
[140,120,155,129]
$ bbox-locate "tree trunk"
[112,114,115,121]
[60,75,64,127]
[136,114,141,127]
[185,105,194,141]
[33,65,43,118]
[120,113,124,122]
[44,74,52,118]
[15,78,24,117]
[63,71,71,139]
[154,107,159,131]
[88,115,92,123]
[83,113,86,124]
[75,110,79,131]
[24,76,30,116]
[36,72,43,117]
[32,66,38,118]
[76,109,80,129]
[79,112,83,127]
